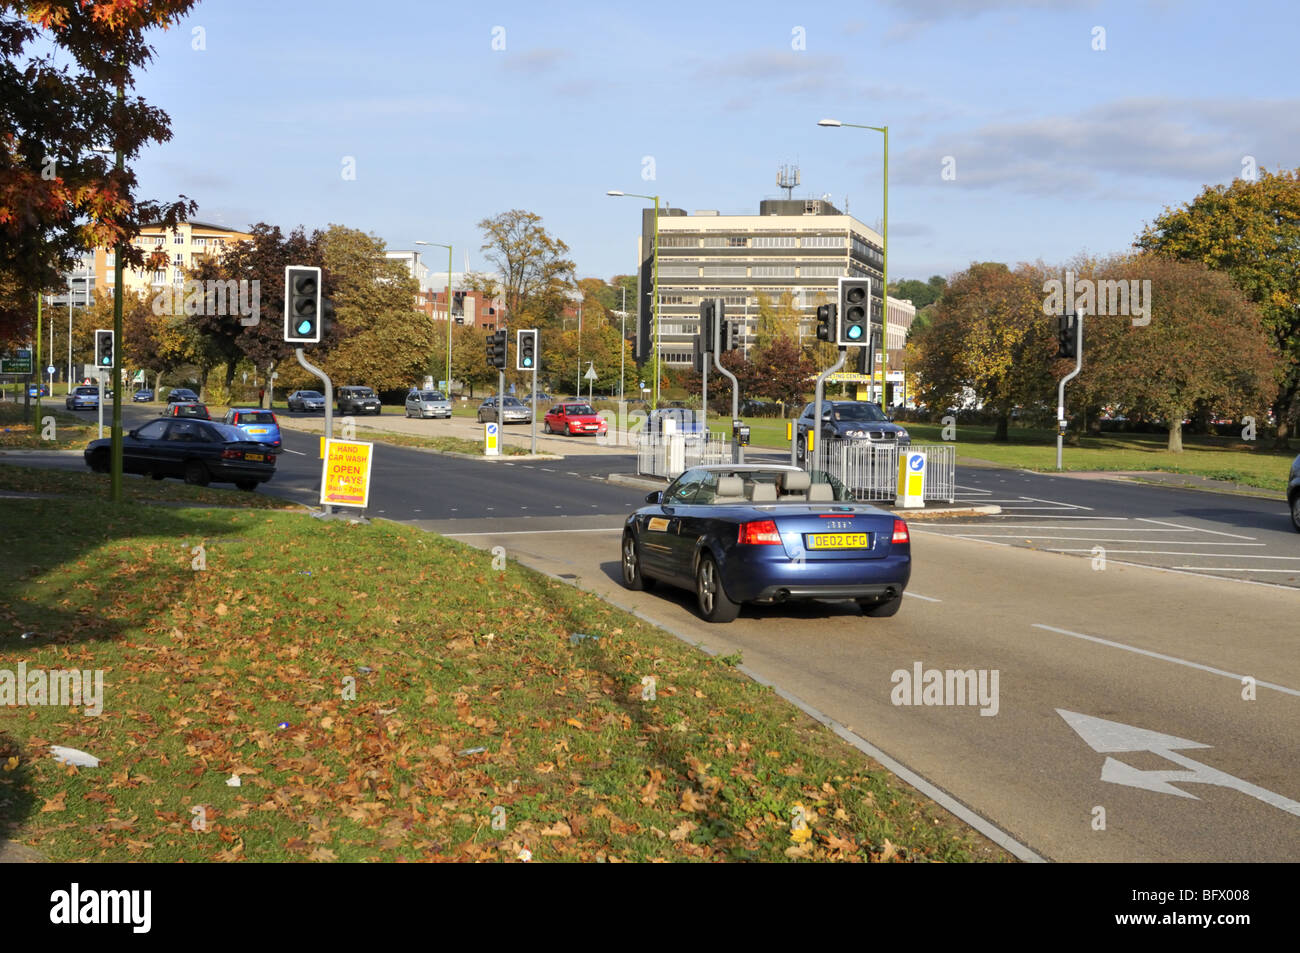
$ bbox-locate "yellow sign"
[895,449,926,509]
[320,439,374,508]
[483,421,500,456]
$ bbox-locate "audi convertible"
[621,464,910,622]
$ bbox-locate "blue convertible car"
[622,464,911,622]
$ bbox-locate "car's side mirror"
[127,429,137,438]
[644,490,663,504]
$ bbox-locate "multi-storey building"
[630,198,915,401]
[65,220,255,300]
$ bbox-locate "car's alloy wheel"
[1291,494,1300,532]
[796,434,806,463]
[543,421,552,434]
[621,533,654,591]
[695,554,739,623]
[183,460,210,486]
[88,450,109,474]
[858,593,903,618]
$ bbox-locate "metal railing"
[810,440,956,503]
[636,431,732,478]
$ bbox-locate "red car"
[543,402,608,436]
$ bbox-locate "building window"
[659,236,696,247]
[752,236,795,248]
[173,232,184,244]
[802,235,846,248]
[173,270,184,284]
[800,265,846,277]
[105,253,114,267]
[700,265,747,277]
[154,236,165,246]
[151,269,167,284]
[752,265,795,277]
[173,254,184,266]
[658,265,699,277]
[193,237,207,248]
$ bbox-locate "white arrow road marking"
[1058,710,1300,816]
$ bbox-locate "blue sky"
[129,0,1300,285]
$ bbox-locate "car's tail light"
[221,449,243,460]
[738,519,782,545]
[892,519,910,544]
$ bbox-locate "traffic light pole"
[1055,312,1084,471]
[530,364,537,455]
[296,347,334,515]
[711,349,742,464]
[810,348,848,469]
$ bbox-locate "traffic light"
[816,303,837,342]
[1057,313,1078,359]
[284,265,322,343]
[516,329,537,370]
[94,329,114,368]
[721,320,741,351]
[837,276,871,346]
[487,330,507,369]
[698,299,716,353]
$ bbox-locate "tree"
[1136,168,1300,446]
[451,324,494,397]
[477,210,575,329]
[909,262,1054,439]
[1082,256,1279,452]
[0,0,198,343]
[892,276,947,310]
[313,226,430,391]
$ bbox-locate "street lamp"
[607,189,663,409]
[819,118,889,405]
[414,240,453,393]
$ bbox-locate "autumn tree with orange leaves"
[0,0,198,341]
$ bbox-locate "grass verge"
[0,464,299,509]
[0,500,1004,862]
[0,402,99,450]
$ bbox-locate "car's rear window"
[239,412,276,424]
[75,387,97,395]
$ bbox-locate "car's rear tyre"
[543,421,553,434]
[796,433,807,464]
[183,461,210,486]
[695,554,739,623]
[88,450,109,473]
[859,593,903,617]
[621,532,655,591]
[150,469,166,481]
[235,480,257,492]
[1291,493,1300,532]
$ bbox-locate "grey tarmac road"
[422,513,1300,863]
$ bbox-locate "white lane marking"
[541,468,556,472]
[1046,549,1284,558]
[1019,495,1092,510]
[919,534,1264,544]
[903,591,941,602]
[1033,624,1300,697]
[443,528,622,537]
[1172,567,1300,573]
[1135,517,1256,540]
[280,448,306,456]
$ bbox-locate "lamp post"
[607,190,662,409]
[414,240,453,392]
[818,119,889,405]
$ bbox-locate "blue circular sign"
[908,454,924,471]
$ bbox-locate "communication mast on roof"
[776,164,800,199]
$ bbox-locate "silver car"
[476,396,531,424]
[405,389,452,419]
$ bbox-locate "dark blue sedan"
[622,465,910,622]
[83,417,276,490]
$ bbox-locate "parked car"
[27,384,49,397]
[522,392,553,403]
[222,408,282,451]
[795,400,910,463]
[83,417,276,490]
[132,388,154,402]
[287,390,326,412]
[404,389,452,419]
[543,401,608,436]
[1289,453,1300,532]
[476,396,531,424]
[621,465,910,622]
[165,401,210,420]
[65,385,99,410]
[166,388,199,403]
[338,385,382,416]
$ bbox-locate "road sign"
[895,449,926,508]
[46,365,55,375]
[584,365,598,381]
[1058,709,1300,817]
[484,421,500,456]
[320,439,374,508]
[0,350,32,374]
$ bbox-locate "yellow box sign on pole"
[320,439,374,508]
[896,449,926,509]
[483,421,500,456]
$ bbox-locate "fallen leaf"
[40,792,67,813]
[679,789,706,812]
[669,821,697,842]
[541,820,572,837]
